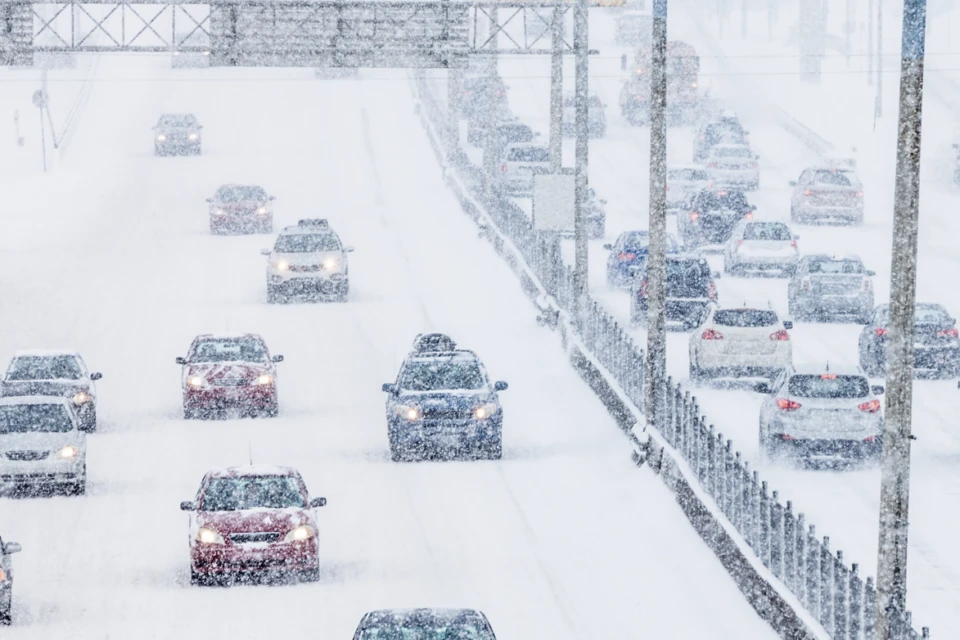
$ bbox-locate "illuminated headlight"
[203,50,211,56]
[323,257,341,271]
[396,405,420,421]
[475,403,499,420]
[72,391,90,404]
[187,375,207,388]
[173,51,180,56]
[283,525,316,543]
[157,134,167,141]
[57,445,79,459]
[196,528,225,544]
[188,133,198,140]
[256,374,274,386]
[214,209,224,216]
[0,568,6,581]
[691,82,698,88]
[271,260,289,271]
[257,207,267,215]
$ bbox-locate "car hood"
[0,430,83,452]
[397,391,495,409]
[185,362,271,382]
[1,379,89,398]
[156,125,197,133]
[271,250,342,265]
[197,507,313,534]
[213,200,264,209]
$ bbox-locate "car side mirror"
[871,385,885,395]
[494,381,509,391]
[600,199,608,205]
[783,321,793,330]
[534,132,541,137]
[744,130,751,135]
[90,372,103,381]
[269,195,276,201]
[260,248,271,256]
[749,204,757,211]
[179,501,196,511]
[3,542,21,555]
[344,246,355,253]
[792,234,800,240]
[711,271,721,279]
[271,355,284,363]
[603,243,614,250]
[755,382,772,394]
[175,357,187,365]
[788,180,797,187]
[310,497,327,508]
[866,270,876,276]
[382,383,398,394]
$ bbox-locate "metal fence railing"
[412,71,930,640]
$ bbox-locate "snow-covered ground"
[0,54,779,638]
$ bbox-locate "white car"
[666,165,711,210]
[723,220,799,276]
[0,396,87,495]
[689,305,793,382]
[705,143,759,190]
[500,143,550,196]
[562,93,606,137]
[262,219,353,303]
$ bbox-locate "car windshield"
[812,170,854,186]
[618,232,677,253]
[666,259,709,283]
[705,123,743,142]
[713,309,778,327]
[359,624,487,639]
[399,360,486,391]
[498,125,532,143]
[6,355,82,380]
[215,185,266,202]
[669,169,708,181]
[808,259,863,274]
[507,147,549,163]
[743,223,792,241]
[714,147,752,158]
[876,305,949,326]
[0,403,73,434]
[158,114,196,127]
[200,476,306,511]
[191,338,267,363]
[696,190,748,212]
[788,375,869,399]
[274,233,341,253]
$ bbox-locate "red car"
[206,184,274,235]
[180,465,327,585]
[176,333,282,419]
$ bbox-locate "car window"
[713,147,752,158]
[274,233,341,253]
[812,170,854,186]
[358,625,489,639]
[713,309,778,327]
[668,169,708,181]
[200,476,306,511]
[507,147,549,163]
[215,185,266,201]
[788,375,869,399]
[874,305,948,325]
[0,403,73,433]
[158,114,197,127]
[666,259,709,282]
[191,338,267,363]
[398,360,486,391]
[808,259,863,274]
[7,356,83,381]
[743,223,791,241]
[696,190,748,212]
[798,170,812,183]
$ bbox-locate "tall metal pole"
[549,0,564,173]
[645,0,667,434]
[447,67,462,161]
[740,0,747,38]
[571,0,589,329]
[877,0,884,117]
[482,9,500,202]
[868,0,875,84]
[875,1,927,638]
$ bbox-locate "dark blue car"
[604,230,679,288]
[382,334,507,462]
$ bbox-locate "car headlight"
[475,403,499,420]
[256,374,274,386]
[196,528,225,545]
[72,391,90,404]
[257,206,267,215]
[283,525,316,543]
[396,405,420,421]
[271,260,289,271]
[214,209,224,216]
[57,445,79,458]
[323,257,341,271]
[157,134,166,141]
[0,568,6,581]
[187,375,207,388]
[188,133,198,140]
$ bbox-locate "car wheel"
[790,204,799,223]
[70,466,87,496]
[267,284,283,304]
[183,406,199,420]
[482,436,503,460]
[759,430,774,461]
[0,600,11,626]
[299,564,321,583]
[861,353,884,377]
[335,281,349,303]
[82,408,97,433]
[190,568,210,586]
[857,310,872,325]
[259,402,278,418]
[260,221,273,234]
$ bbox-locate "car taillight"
[800,277,811,291]
[803,189,812,196]
[863,435,878,443]
[708,162,717,168]
[690,211,699,221]
[769,329,790,341]
[938,328,959,338]
[707,281,717,300]
[858,399,881,413]
[856,191,864,197]
[638,279,649,297]
[618,252,636,261]
[735,239,743,251]
[790,239,797,248]
[874,327,888,336]
[701,328,723,340]
[501,164,507,172]
[745,211,753,220]
[776,398,801,411]
[665,184,670,191]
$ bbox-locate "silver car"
[705,143,759,190]
[666,165,711,211]
[758,364,884,462]
[789,166,864,225]
[499,143,551,196]
[723,220,799,276]
[262,219,354,303]
[788,254,875,323]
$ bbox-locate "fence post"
[850,563,862,640]
[750,470,761,551]
[796,513,807,605]
[723,440,734,517]
[732,452,743,531]
[807,525,820,617]
[865,576,876,640]
[784,501,796,593]
[705,424,716,493]
[835,550,848,640]
[821,536,833,634]
[759,480,771,566]
[770,490,783,579]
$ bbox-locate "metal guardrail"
[413,71,930,640]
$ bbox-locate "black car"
[382,334,508,461]
[353,608,497,640]
[677,188,755,250]
[0,537,21,626]
[788,254,875,323]
[858,303,960,377]
[630,254,720,330]
[153,113,202,156]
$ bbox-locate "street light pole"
[644,0,667,433]
[571,0,589,329]
[482,8,499,202]
[549,0,564,173]
[877,0,884,117]
[868,0,874,84]
[875,1,927,638]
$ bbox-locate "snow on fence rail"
[411,71,930,640]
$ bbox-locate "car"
[0,350,102,432]
[153,113,202,156]
[693,112,748,162]
[704,143,759,190]
[459,74,509,121]
[604,230,679,288]
[0,396,87,495]
[262,219,353,303]
[171,28,210,68]
[858,303,960,378]
[382,334,508,461]
[561,188,606,239]
[722,220,799,276]
[562,93,607,137]
[180,465,327,585]
[688,304,792,383]
[787,254,875,323]
[630,254,720,330]
[677,188,755,251]
[758,364,884,462]
[614,11,652,47]
[789,166,864,225]
[0,537,21,626]
[466,119,537,154]
[619,78,650,126]
[352,609,498,639]
[176,333,283,419]
[666,165,711,211]
[499,143,550,196]
[207,184,275,235]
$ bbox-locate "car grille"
[421,408,473,420]
[230,532,281,544]
[815,280,860,295]
[6,450,49,461]
[287,264,323,272]
[211,378,249,387]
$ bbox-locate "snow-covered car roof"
[504,142,548,151]
[668,164,708,172]
[710,143,751,153]
[790,363,866,376]
[279,219,340,236]
[715,300,774,311]
[206,465,299,478]
[12,349,81,358]
[362,609,488,624]
[804,253,863,262]
[0,395,73,407]
[193,332,264,342]
[407,350,480,364]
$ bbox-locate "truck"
[619,40,701,125]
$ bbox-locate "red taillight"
[708,162,717,168]
[745,211,753,220]
[701,328,724,340]
[618,252,636,261]
[665,184,670,191]
[501,164,507,172]
[800,277,811,291]
[776,398,801,411]
[790,240,797,248]
[707,281,717,300]
[779,434,795,441]
[638,279,649,297]
[690,211,699,221]
[863,435,877,443]
[769,329,790,341]
[858,399,881,413]
[856,191,864,197]
[938,328,959,338]
[803,189,812,196]
[874,327,888,336]
[820,373,837,379]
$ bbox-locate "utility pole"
[869,0,875,84]
[571,0,589,329]
[446,67,461,161]
[482,9,500,202]
[877,0,884,117]
[875,1,927,638]
[741,0,747,38]
[645,0,667,434]
[549,0,564,173]
[845,0,853,65]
